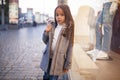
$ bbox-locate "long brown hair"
[54,4,74,45]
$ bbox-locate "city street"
[0,25,47,80]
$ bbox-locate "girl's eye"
[61,14,64,16]
[56,14,59,16]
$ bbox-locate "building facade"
[9,0,19,24]
[0,0,9,24]
[58,0,67,5]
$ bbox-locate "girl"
[40,4,74,80]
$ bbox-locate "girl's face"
[55,8,65,25]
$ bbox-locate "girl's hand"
[63,69,69,73]
[45,23,52,32]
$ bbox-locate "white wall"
[68,0,103,16]
[68,0,103,44]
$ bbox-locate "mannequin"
[87,0,119,61]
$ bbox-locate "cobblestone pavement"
[0,25,47,80]
[0,25,69,80]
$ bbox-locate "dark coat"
[111,4,120,52]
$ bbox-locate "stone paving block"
[0,25,70,80]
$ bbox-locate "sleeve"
[64,42,73,70]
[64,28,73,70]
[42,31,49,44]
